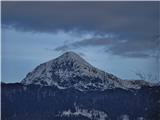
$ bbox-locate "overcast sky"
[2,1,160,83]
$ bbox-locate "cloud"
[55,36,158,58]
[54,37,116,51]
[119,52,151,58]
[54,45,70,52]
[2,1,160,58]
[2,2,159,34]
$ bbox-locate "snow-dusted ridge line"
[21,51,153,91]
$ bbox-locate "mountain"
[2,51,159,120]
[21,51,152,91]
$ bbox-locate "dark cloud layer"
[2,1,160,58]
[2,2,159,33]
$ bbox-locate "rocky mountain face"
[21,52,152,91]
[2,52,159,120]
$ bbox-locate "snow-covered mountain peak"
[58,51,83,60]
[21,51,152,91]
[21,51,107,88]
[54,51,92,68]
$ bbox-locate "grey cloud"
[2,1,159,58]
[109,38,157,54]
[2,1,159,35]
[72,38,116,47]
[55,36,158,58]
[54,37,117,51]
[54,45,70,52]
[119,53,152,58]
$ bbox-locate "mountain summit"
[21,51,151,91]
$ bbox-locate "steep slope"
[21,51,151,91]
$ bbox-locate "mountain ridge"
[2,52,159,120]
[21,51,152,91]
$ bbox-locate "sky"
[1,1,160,83]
